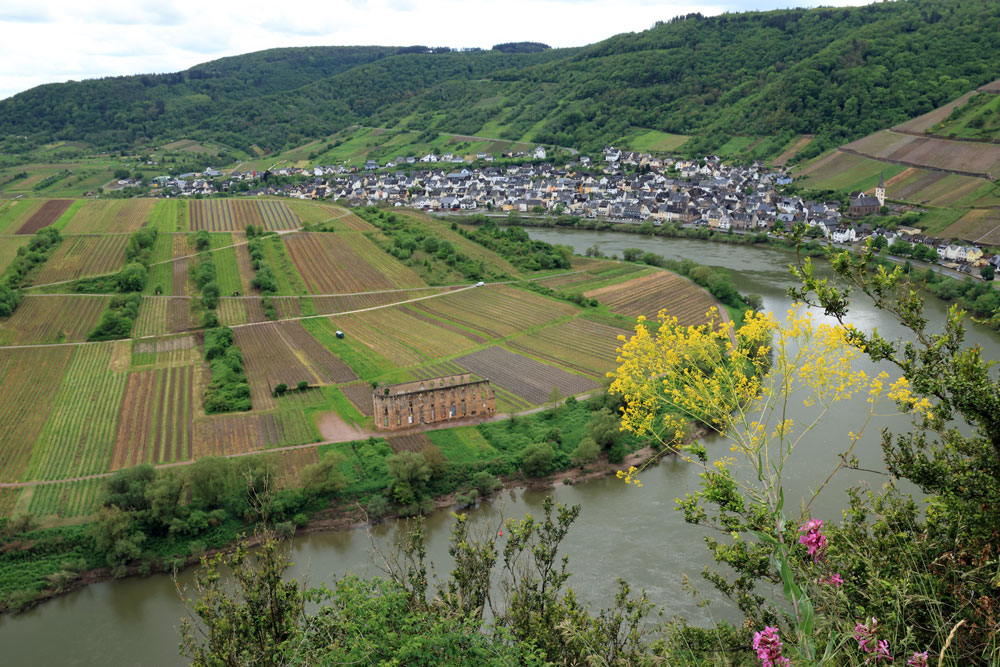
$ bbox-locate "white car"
[476,281,485,287]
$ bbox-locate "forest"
[1,0,999,158]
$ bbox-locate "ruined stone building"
[373,374,495,431]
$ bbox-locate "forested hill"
[2,0,999,159]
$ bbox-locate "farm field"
[16,199,74,234]
[60,199,154,234]
[386,432,433,454]
[772,135,814,166]
[310,287,456,316]
[146,199,186,233]
[0,199,43,234]
[235,321,357,409]
[0,295,107,344]
[110,366,194,469]
[455,346,599,405]
[25,343,127,481]
[26,478,107,519]
[616,128,690,152]
[426,427,498,463]
[0,236,30,274]
[0,347,74,483]
[189,199,301,231]
[843,131,1000,176]
[584,271,717,324]
[340,382,377,416]
[131,335,198,368]
[507,318,630,377]
[208,233,243,296]
[795,150,907,193]
[193,409,318,457]
[941,209,1000,245]
[411,284,578,339]
[34,235,128,284]
[283,232,424,293]
[301,317,397,381]
[327,305,482,367]
[893,91,977,134]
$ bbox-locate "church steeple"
[875,170,886,207]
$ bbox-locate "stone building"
[373,374,495,431]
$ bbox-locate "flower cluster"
[752,626,791,667]
[906,651,929,667]
[855,618,893,663]
[820,572,843,587]
[798,518,827,562]
[615,466,642,487]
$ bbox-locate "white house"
[534,146,547,160]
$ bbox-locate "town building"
[373,374,495,431]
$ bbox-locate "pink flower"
[798,518,827,561]
[820,572,844,587]
[752,626,791,667]
[854,618,893,664]
[907,651,929,667]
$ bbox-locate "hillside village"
[155,147,992,273]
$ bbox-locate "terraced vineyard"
[585,271,717,324]
[0,199,43,233]
[386,432,433,453]
[455,346,599,405]
[507,318,630,377]
[26,478,107,519]
[284,232,423,293]
[26,343,128,481]
[110,366,194,469]
[189,199,300,231]
[0,295,108,344]
[61,199,154,234]
[412,285,577,339]
[193,410,318,457]
[16,199,73,234]
[34,235,129,283]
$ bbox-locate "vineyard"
[386,432,433,453]
[26,478,107,519]
[585,271,717,324]
[236,321,357,409]
[26,343,127,480]
[326,305,481,367]
[0,199,43,233]
[340,383,376,416]
[455,346,598,405]
[426,427,498,463]
[411,285,577,339]
[507,318,630,377]
[0,347,74,483]
[16,199,73,234]
[193,409,318,457]
[189,199,301,231]
[131,335,197,367]
[34,235,129,284]
[133,297,170,337]
[110,366,194,469]
[0,295,108,344]
[60,199,154,234]
[339,232,425,287]
[284,232,423,293]
[310,287,450,316]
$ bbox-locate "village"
[154,146,995,275]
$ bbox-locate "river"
[3,229,997,666]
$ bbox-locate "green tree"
[981,264,994,281]
[386,451,432,506]
[116,261,147,292]
[520,442,555,477]
[571,436,600,465]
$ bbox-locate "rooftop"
[375,374,485,397]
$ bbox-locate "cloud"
[0,5,51,23]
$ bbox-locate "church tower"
[875,171,886,207]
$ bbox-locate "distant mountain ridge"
[2,0,999,159]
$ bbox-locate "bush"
[195,230,211,251]
[521,442,555,477]
[571,437,600,465]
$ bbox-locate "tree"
[117,261,147,292]
[386,451,432,507]
[571,436,600,465]
[295,380,309,391]
[981,264,994,281]
[195,230,211,251]
[90,505,146,572]
[520,442,555,477]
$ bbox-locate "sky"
[0,0,875,100]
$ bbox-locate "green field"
[615,128,690,152]
[426,426,498,463]
[930,92,1000,141]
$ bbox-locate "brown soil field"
[341,383,376,416]
[772,135,814,166]
[979,79,1000,93]
[387,432,433,453]
[455,346,598,405]
[316,410,367,441]
[585,271,717,325]
[16,200,73,234]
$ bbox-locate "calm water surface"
[3,230,997,665]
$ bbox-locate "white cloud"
[0,0,877,100]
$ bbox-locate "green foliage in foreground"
[202,326,251,413]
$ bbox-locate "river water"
[3,229,997,666]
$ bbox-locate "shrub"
[521,442,555,477]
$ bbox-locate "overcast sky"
[0,0,875,100]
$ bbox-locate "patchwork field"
[34,235,129,284]
[411,284,578,339]
[193,410,318,457]
[284,232,424,293]
[236,321,356,409]
[0,295,108,344]
[0,199,43,233]
[507,318,630,377]
[0,347,74,483]
[843,131,1000,176]
[585,271,717,324]
[60,199,155,234]
[455,346,599,405]
[16,199,73,234]
[110,366,194,469]
[189,199,300,231]
[941,209,1000,245]
[795,151,907,193]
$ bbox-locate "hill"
[2,0,1000,159]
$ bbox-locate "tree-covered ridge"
[1,0,999,157]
